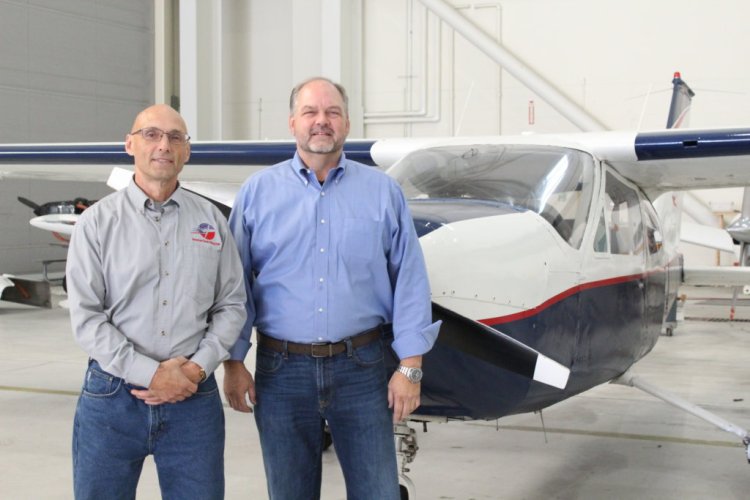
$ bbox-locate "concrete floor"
[1,286,749,499]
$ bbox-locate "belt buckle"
[310,341,333,358]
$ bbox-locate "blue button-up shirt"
[228,153,440,361]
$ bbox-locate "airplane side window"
[641,198,662,254]
[604,171,643,256]
[593,209,608,253]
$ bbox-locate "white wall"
[201,0,750,141]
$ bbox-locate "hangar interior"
[1,0,750,274]
[1,1,750,498]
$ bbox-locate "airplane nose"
[414,203,561,324]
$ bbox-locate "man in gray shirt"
[66,104,246,500]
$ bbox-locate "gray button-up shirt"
[66,180,247,388]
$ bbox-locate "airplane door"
[599,170,649,368]
[640,195,669,347]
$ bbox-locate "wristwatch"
[198,367,207,383]
[397,365,423,384]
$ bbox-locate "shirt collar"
[126,177,182,212]
[290,152,347,186]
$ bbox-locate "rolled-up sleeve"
[386,183,441,360]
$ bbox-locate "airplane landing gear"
[395,421,418,499]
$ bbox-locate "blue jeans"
[254,337,400,500]
[72,360,225,500]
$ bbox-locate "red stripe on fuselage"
[478,269,665,326]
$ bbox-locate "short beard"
[302,136,342,155]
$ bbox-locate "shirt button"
[319,277,324,283]
[319,248,325,253]
[164,271,170,277]
[164,241,169,246]
[155,216,160,222]
[320,191,326,196]
[160,330,166,336]
[318,308,324,313]
[162,300,168,306]
[320,219,326,224]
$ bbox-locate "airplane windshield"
[389,144,595,248]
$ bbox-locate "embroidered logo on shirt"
[191,223,221,246]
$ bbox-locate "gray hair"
[289,77,349,116]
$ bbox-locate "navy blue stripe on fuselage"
[0,140,378,166]
[635,128,750,160]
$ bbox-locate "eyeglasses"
[129,127,190,145]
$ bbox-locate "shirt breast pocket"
[341,217,381,261]
[186,243,221,305]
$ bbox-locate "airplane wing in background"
[370,128,750,198]
[3,129,750,196]
[0,139,377,183]
[682,266,750,287]
[680,221,736,254]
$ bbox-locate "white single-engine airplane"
[3,99,750,498]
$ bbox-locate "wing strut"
[613,369,750,463]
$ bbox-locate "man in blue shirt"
[223,77,440,499]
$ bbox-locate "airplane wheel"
[398,474,415,499]
[399,485,409,500]
[322,427,333,451]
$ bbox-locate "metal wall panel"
[0,0,154,274]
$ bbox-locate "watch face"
[399,365,423,383]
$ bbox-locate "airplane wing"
[584,128,750,197]
[3,129,750,194]
[370,128,750,198]
[682,266,750,287]
[680,222,736,253]
[0,139,378,183]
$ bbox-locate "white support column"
[321,0,365,137]
[153,0,175,105]
[179,0,198,135]
[179,0,223,140]
[321,0,342,81]
[208,0,223,138]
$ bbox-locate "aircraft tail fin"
[666,71,695,129]
[658,72,694,249]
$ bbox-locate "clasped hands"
[130,357,204,405]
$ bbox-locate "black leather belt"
[257,325,388,358]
